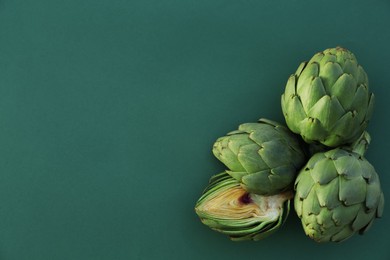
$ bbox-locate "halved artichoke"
[195,172,292,241]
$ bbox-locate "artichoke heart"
[195,172,292,241]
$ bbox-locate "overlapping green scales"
[281,47,374,147]
[294,148,384,242]
[213,118,306,195]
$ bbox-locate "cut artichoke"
[195,172,292,241]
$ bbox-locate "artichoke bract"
[281,47,374,147]
[195,172,292,241]
[212,118,306,195]
[294,146,384,242]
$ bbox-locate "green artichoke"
[281,47,374,147]
[294,145,384,242]
[195,172,292,241]
[212,118,306,195]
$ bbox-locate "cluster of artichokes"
[195,47,384,243]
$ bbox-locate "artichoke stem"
[350,131,371,157]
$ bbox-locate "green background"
[0,0,389,259]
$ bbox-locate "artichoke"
[294,137,384,242]
[195,172,292,241]
[281,47,374,147]
[212,118,306,195]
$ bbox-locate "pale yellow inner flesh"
[199,186,289,220]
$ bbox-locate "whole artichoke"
[212,118,306,195]
[195,172,292,241]
[281,47,374,147]
[294,147,384,242]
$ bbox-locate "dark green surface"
[0,1,389,259]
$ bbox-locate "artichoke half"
[212,118,306,195]
[281,47,374,147]
[294,147,384,242]
[195,172,292,241]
